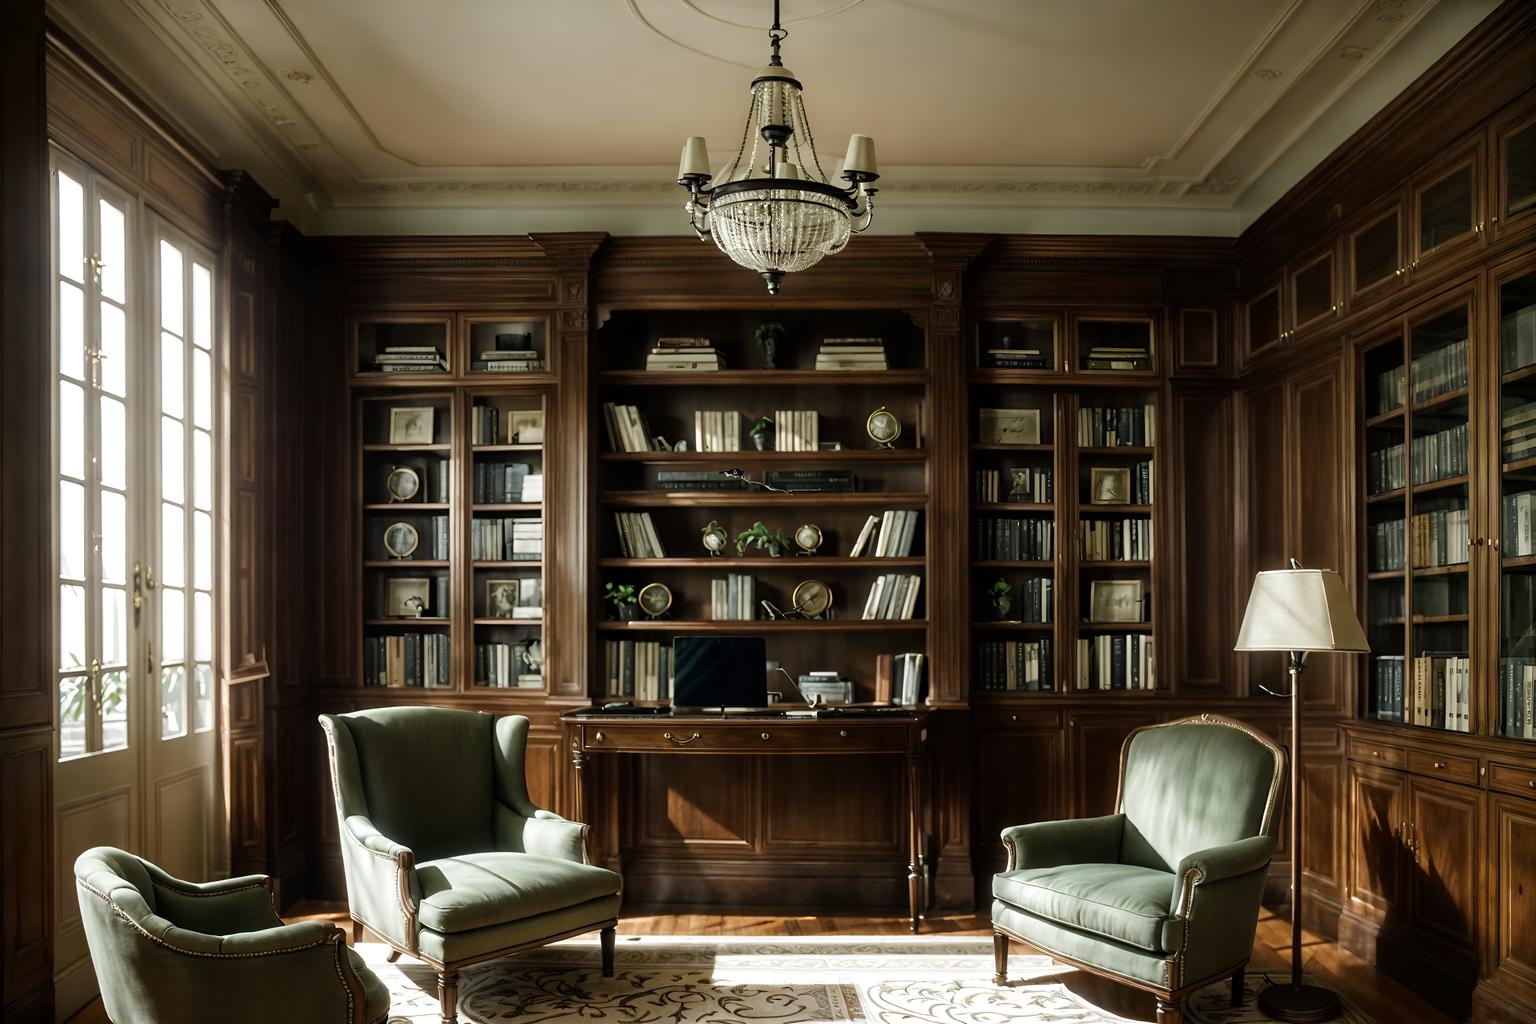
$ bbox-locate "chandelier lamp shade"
[676,0,879,294]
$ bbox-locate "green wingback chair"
[319,706,622,1024]
[75,846,389,1024]
[992,714,1286,1024]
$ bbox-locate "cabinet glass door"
[1497,267,1536,742]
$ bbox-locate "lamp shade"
[1234,568,1369,653]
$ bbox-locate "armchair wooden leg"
[1155,996,1183,1024]
[601,926,616,978]
[438,970,458,1024]
[992,931,1008,985]
[1231,966,1245,1007]
[350,918,362,946]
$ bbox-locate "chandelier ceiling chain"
[677,0,879,294]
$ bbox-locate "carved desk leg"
[906,752,923,933]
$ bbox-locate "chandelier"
[676,0,879,294]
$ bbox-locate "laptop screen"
[671,635,768,709]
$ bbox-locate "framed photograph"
[389,407,435,446]
[386,466,421,503]
[486,578,542,619]
[979,407,1041,445]
[1089,579,1145,623]
[384,577,431,618]
[1090,467,1132,505]
[507,409,545,445]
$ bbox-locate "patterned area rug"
[357,935,1374,1024]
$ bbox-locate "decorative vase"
[751,432,769,451]
[616,604,638,622]
[767,541,784,557]
[994,598,1011,620]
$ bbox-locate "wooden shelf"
[974,560,1054,569]
[972,621,1053,631]
[1366,407,1405,427]
[1367,487,1406,504]
[1503,455,1536,474]
[1410,386,1469,414]
[364,560,450,568]
[1367,569,1405,580]
[601,490,927,508]
[1078,621,1154,632]
[472,444,544,453]
[1411,563,1468,577]
[595,619,929,633]
[597,557,925,569]
[363,502,449,511]
[362,443,450,452]
[472,618,543,627]
[597,369,928,387]
[1503,362,1536,385]
[1410,614,1469,624]
[1412,474,1469,495]
[1502,554,1536,569]
[971,443,1053,453]
[1079,560,1152,569]
[599,449,926,463]
[1079,504,1153,515]
[975,502,1055,512]
[471,560,542,569]
[363,618,451,627]
[472,503,541,512]
[1078,446,1155,456]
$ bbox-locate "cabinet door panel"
[1348,763,1404,913]
[1407,777,1480,951]
[1492,796,1536,989]
[974,725,1064,872]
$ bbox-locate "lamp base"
[1257,981,1341,1022]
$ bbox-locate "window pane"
[100,397,126,490]
[192,349,212,430]
[100,302,126,397]
[159,241,183,336]
[193,430,213,511]
[160,664,185,740]
[161,417,184,504]
[101,670,128,752]
[59,675,87,759]
[59,281,85,380]
[59,481,85,581]
[194,663,213,733]
[192,263,212,350]
[60,583,86,670]
[161,333,183,419]
[98,199,126,304]
[161,503,185,589]
[161,587,185,662]
[100,489,126,585]
[58,172,84,283]
[194,591,213,661]
[101,586,127,666]
[59,381,85,480]
[193,511,213,591]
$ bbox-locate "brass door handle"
[663,732,700,745]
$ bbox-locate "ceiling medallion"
[676,0,879,294]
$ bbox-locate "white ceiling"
[48,0,1500,235]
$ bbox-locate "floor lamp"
[1234,561,1369,1023]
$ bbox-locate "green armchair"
[75,846,388,1024]
[991,713,1285,1024]
[320,706,622,1023]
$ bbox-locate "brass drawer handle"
[760,732,771,741]
[594,731,605,744]
[1433,761,1447,770]
[1371,750,1382,758]
[663,732,701,745]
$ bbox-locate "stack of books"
[861,573,922,620]
[1374,364,1406,413]
[764,469,856,492]
[363,634,450,687]
[472,334,543,373]
[773,410,819,450]
[603,640,673,700]
[374,345,447,374]
[1368,518,1406,571]
[646,338,722,371]
[973,515,1054,561]
[1501,301,1536,373]
[476,643,541,688]
[1504,490,1536,556]
[814,338,887,370]
[1079,405,1156,447]
[470,518,542,561]
[1079,517,1152,561]
[473,462,532,503]
[1502,400,1536,464]
[654,471,746,492]
[1082,346,1151,371]
[1409,338,1469,403]
[1367,441,1407,493]
[893,652,926,706]
[984,344,1049,370]
[1410,423,1468,483]
[1076,634,1154,690]
[613,512,665,558]
[848,510,920,558]
[1499,658,1536,739]
[602,402,654,452]
[1409,507,1469,567]
[471,405,501,445]
[977,640,1052,691]
[710,574,756,620]
[693,410,742,451]
[797,672,854,704]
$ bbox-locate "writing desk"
[560,708,931,931]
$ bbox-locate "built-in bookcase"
[1497,264,1536,742]
[590,308,930,704]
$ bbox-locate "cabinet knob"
[839,729,848,738]
[594,731,604,744]
[1528,780,1534,790]
[1433,761,1447,769]
[1371,749,1382,757]
[761,732,771,741]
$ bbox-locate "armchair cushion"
[994,863,1176,953]
[415,852,622,934]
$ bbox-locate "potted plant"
[603,581,639,621]
[748,416,774,451]
[736,521,790,557]
[755,321,786,369]
[989,578,1014,621]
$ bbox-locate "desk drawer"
[580,723,913,754]
[1407,748,1479,785]
[1348,736,1404,768]
[1489,762,1536,800]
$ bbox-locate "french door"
[50,151,221,1019]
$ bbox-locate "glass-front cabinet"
[1496,262,1536,742]
[1493,96,1536,238]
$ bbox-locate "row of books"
[983,344,1048,369]
[1369,654,1471,731]
[1409,337,1468,403]
[850,510,921,558]
[646,338,722,371]
[889,652,927,706]
[1373,364,1406,415]
[469,349,543,374]
[772,410,820,451]
[613,512,666,558]
[1500,303,1536,374]
[1505,490,1536,556]
[1367,442,1406,494]
[601,402,656,452]
[999,577,1053,623]
[475,643,541,688]
[1076,634,1155,690]
[473,463,538,503]
[815,338,888,371]
[861,573,922,620]
[694,410,745,452]
[1410,507,1470,568]
[470,405,534,446]
[653,471,748,492]
[1082,346,1151,371]
[1498,658,1536,739]
[373,345,446,374]
[974,516,1055,561]
[1115,462,1154,505]
[973,467,1053,503]
[1079,518,1153,561]
[1078,405,1156,448]
[1368,518,1406,572]
[362,633,450,687]
[761,470,856,493]
[1410,422,1469,484]
[1502,399,1536,463]
[976,639,1052,691]
[469,518,542,561]
[710,574,757,620]
[603,640,673,700]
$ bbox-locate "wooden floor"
[66,904,1456,1024]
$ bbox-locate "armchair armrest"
[496,805,591,863]
[140,861,280,934]
[340,814,420,952]
[1172,834,1275,902]
[1001,814,1125,871]
[1167,834,1277,987]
